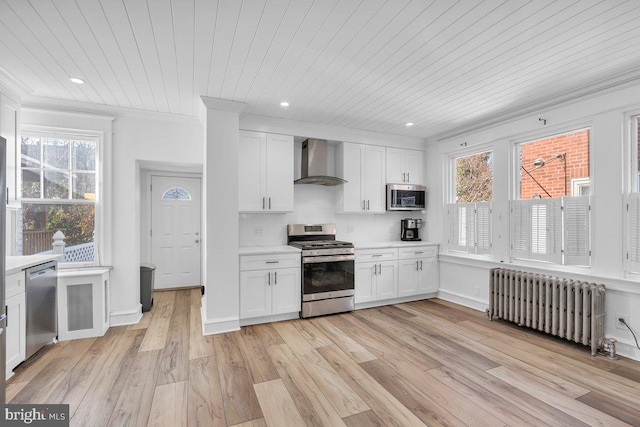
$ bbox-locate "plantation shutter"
[446,204,467,252]
[475,202,492,255]
[563,196,591,266]
[626,193,640,273]
[511,200,530,260]
[466,203,476,253]
[547,198,563,264]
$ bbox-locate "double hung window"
[20,131,98,265]
[512,128,591,266]
[446,150,493,255]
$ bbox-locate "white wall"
[427,82,640,360]
[110,113,203,324]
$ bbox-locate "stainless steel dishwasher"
[25,261,58,359]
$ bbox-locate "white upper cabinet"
[337,142,385,213]
[386,147,425,185]
[1,94,20,208]
[239,131,294,213]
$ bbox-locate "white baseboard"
[437,289,488,312]
[355,293,438,310]
[201,307,240,335]
[239,312,299,327]
[110,304,143,326]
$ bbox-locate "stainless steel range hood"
[294,138,347,186]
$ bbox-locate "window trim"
[20,124,111,269]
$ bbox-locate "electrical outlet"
[253,226,263,236]
[616,314,629,330]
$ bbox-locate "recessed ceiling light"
[69,77,85,84]
[280,101,290,107]
[404,122,414,127]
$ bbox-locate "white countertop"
[6,255,63,275]
[239,245,302,256]
[354,241,440,249]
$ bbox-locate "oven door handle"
[303,254,355,264]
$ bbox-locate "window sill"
[439,253,640,295]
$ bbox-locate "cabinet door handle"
[263,197,266,210]
[416,260,419,271]
[362,200,366,210]
[367,200,370,210]
[377,264,381,275]
[420,260,423,270]
[268,272,271,286]
[415,251,424,254]
[407,172,410,182]
[372,254,382,257]
[402,172,406,182]
[269,197,271,210]
[372,265,377,276]
[266,261,279,264]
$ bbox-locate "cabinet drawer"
[240,254,300,271]
[398,246,438,259]
[356,248,398,262]
[5,271,25,299]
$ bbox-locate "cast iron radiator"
[488,268,606,356]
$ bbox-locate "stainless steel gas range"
[287,224,355,318]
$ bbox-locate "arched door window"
[162,187,191,201]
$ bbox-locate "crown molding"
[431,68,640,142]
[21,95,201,125]
[0,66,33,100]
[200,96,246,113]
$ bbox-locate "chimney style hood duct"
[294,138,347,186]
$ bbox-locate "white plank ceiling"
[1,0,640,140]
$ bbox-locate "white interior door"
[151,175,201,289]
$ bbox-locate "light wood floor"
[6,289,640,426]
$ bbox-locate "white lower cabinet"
[240,253,301,320]
[355,248,398,303]
[398,246,439,297]
[356,244,439,306]
[6,291,26,379]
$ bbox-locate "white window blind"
[626,193,640,273]
[511,197,590,265]
[446,202,492,255]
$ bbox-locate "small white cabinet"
[57,268,110,341]
[239,131,294,212]
[5,271,26,379]
[386,147,425,185]
[355,248,398,303]
[337,142,386,213]
[398,246,439,297]
[240,253,301,320]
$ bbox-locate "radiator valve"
[603,338,618,360]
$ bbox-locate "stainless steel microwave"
[386,184,427,211]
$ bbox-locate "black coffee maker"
[401,218,422,241]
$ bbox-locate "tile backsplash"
[240,184,427,246]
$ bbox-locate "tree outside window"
[455,151,493,202]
